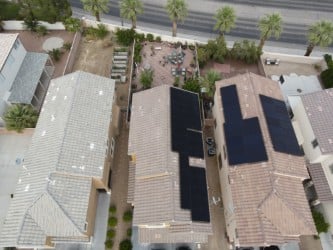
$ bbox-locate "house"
[0,33,54,126]
[127,85,212,244]
[212,72,316,248]
[0,71,119,248]
[288,88,333,235]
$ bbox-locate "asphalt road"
[69,0,333,46]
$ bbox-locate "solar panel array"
[170,87,210,222]
[260,95,303,156]
[220,85,268,165]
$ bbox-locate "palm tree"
[213,6,236,36]
[305,20,333,56]
[200,70,221,98]
[4,104,38,133]
[81,0,110,22]
[165,0,188,37]
[258,13,283,51]
[119,0,143,29]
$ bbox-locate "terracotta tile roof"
[307,162,333,202]
[301,89,333,154]
[128,85,211,243]
[215,73,316,246]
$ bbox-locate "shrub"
[174,76,180,86]
[116,28,136,46]
[23,17,39,32]
[321,68,333,88]
[0,0,21,20]
[108,216,118,227]
[182,78,201,94]
[134,33,145,43]
[119,239,132,250]
[4,104,38,133]
[123,210,133,222]
[229,40,261,64]
[63,42,72,51]
[197,47,209,68]
[96,24,109,39]
[324,54,333,69]
[36,25,48,36]
[312,210,330,234]
[107,229,116,238]
[155,36,162,42]
[105,239,114,248]
[212,36,228,63]
[109,205,116,214]
[146,33,154,42]
[140,69,154,89]
[48,48,63,62]
[63,17,81,32]
[127,228,132,237]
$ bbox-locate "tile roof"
[0,71,115,247]
[215,73,316,247]
[0,33,18,70]
[301,88,333,154]
[8,52,49,104]
[128,85,211,243]
[307,162,333,202]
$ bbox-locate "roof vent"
[89,143,95,150]
[317,106,323,112]
[24,184,30,192]
[328,139,333,144]
[52,96,56,101]
[51,115,55,121]
[99,90,103,96]
[64,96,67,100]
[41,130,46,136]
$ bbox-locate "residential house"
[288,88,333,235]
[128,85,212,244]
[0,71,119,248]
[212,72,316,248]
[0,33,54,125]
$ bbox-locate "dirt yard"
[72,33,130,108]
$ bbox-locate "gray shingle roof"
[8,52,49,104]
[0,33,18,70]
[0,71,115,247]
[301,88,333,154]
[307,162,333,202]
[128,85,212,244]
[215,73,316,246]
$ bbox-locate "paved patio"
[134,42,197,89]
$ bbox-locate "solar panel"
[221,86,268,165]
[170,87,210,223]
[260,95,302,156]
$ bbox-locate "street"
[69,0,333,46]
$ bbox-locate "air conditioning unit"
[304,180,314,189]
[311,199,320,206]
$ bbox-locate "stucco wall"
[3,21,65,30]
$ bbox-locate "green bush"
[64,17,81,32]
[146,33,154,42]
[107,229,116,238]
[123,210,133,222]
[127,228,132,237]
[0,0,21,20]
[321,68,333,88]
[134,33,145,43]
[155,36,162,42]
[134,43,143,63]
[197,47,209,68]
[105,239,114,248]
[96,24,109,39]
[48,48,63,62]
[324,54,333,69]
[23,17,40,32]
[63,42,72,51]
[140,69,154,89]
[229,40,261,64]
[182,78,201,94]
[312,210,330,234]
[119,239,132,250]
[108,216,118,227]
[109,205,116,214]
[36,25,48,36]
[116,28,136,46]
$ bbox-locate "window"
[110,137,115,157]
[214,119,217,128]
[218,154,222,170]
[83,222,88,232]
[312,139,319,148]
[223,145,227,159]
[6,54,15,67]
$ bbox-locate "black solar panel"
[260,95,303,156]
[170,87,210,223]
[220,86,268,165]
